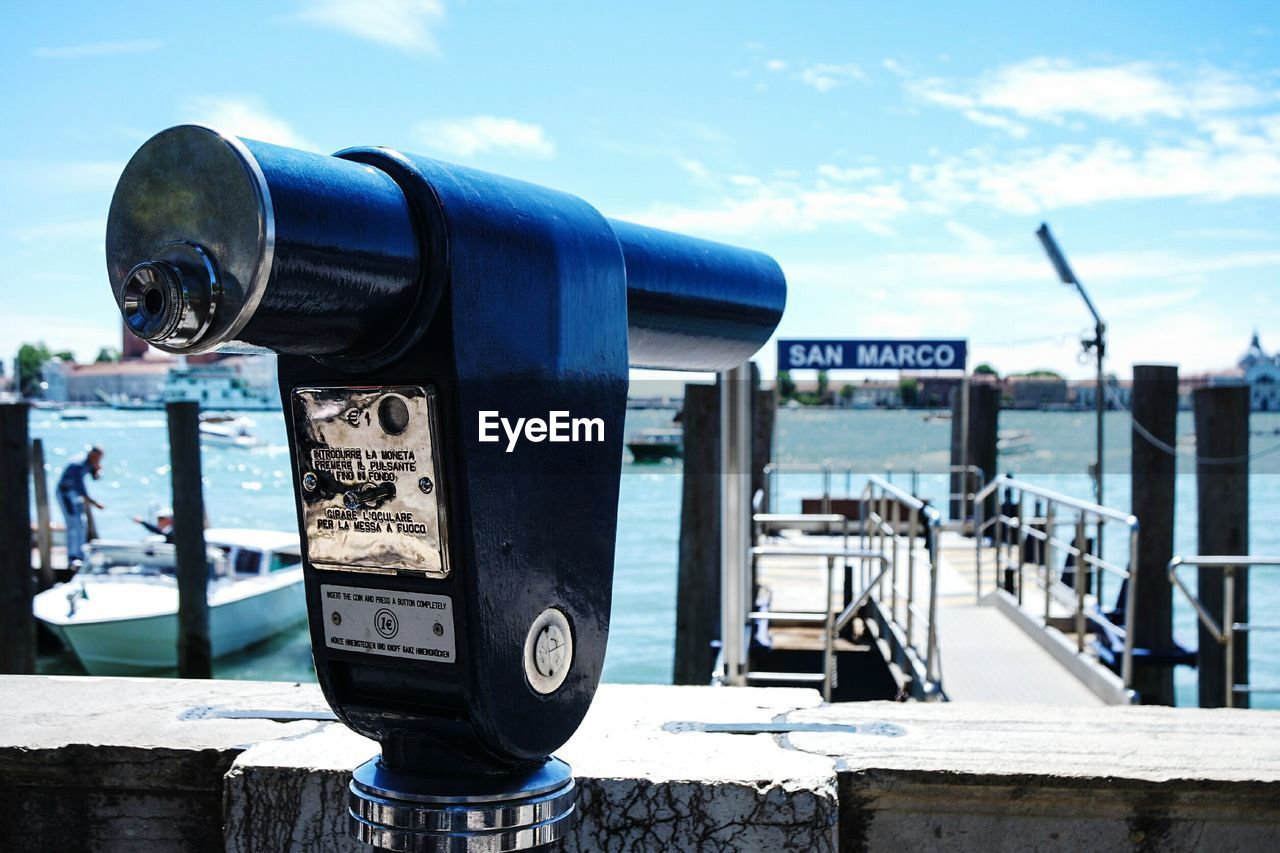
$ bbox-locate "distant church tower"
[1239,330,1280,412]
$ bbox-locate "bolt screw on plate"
[418,476,433,494]
[302,472,318,492]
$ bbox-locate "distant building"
[910,375,963,408]
[1238,331,1280,412]
[1005,375,1068,410]
[1182,332,1280,412]
[42,358,169,404]
[163,355,281,409]
[1069,377,1130,411]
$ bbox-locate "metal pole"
[890,502,900,626]
[1095,322,1106,563]
[925,519,940,687]
[1224,566,1236,709]
[719,364,752,687]
[1044,503,1056,625]
[823,553,835,702]
[1075,513,1087,653]
[995,496,1005,585]
[1016,492,1028,604]
[907,506,918,646]
[1123,524,1139,691]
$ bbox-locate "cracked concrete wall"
[556,778,837,853]
[221,685,838,853]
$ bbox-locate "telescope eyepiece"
[120,241,219,348]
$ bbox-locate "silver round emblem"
[523,607,573,694]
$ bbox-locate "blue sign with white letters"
[778,339,968,371]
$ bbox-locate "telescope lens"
[121,261,179,341]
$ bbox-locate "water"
[31,406,1280,707]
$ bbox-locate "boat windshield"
[82,542,231,581]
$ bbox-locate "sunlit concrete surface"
[2,676,1278,851]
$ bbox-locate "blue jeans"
[60,494,86,562]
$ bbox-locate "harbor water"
[31,405,1280,708]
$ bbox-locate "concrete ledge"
[2,676,1279,851]
[983,588,1131,705]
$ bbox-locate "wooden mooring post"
[31,438,54,591]
[167,401,212,679]
[0,403,35,674]
[950,382,999,524]
[1193,385,1250,709]
[1130,364,1178,706]
[673,365,773,685]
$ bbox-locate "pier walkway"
[932,531,1103,705]
[754,527,1121,706]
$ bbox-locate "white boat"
[33,528,306,675]
[199,415,262,448]
[997,429,1035,455]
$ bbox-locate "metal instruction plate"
[321,584,456,663]
[292,386,449,578]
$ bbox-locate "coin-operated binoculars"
[106,125,785,851]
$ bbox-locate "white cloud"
[815,164,883,182]
[798,63,866,93]
[913,117,1280,213]
[911,58,1275,126]
[959,109,1029,139]
[765,59,788,72]
[33,40,162,59]
[414,116,555,159]
[620,168,907,237]
[183,96,315,150]
[293,0,445,54]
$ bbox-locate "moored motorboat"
[32,528,305,675]
[626,427,684,462]
[199,415,262,448]
[997,428,1034,455]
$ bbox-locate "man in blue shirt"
[56,446,105,564]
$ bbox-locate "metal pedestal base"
[349,756,576,852]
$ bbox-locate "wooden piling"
[0,403,35,674]
[674,383,720,685]
[1193,386,1250,709]
[167,401,212,679]
[30,438,54,591]
[1130,365,1178,706]
[951,383,999,523]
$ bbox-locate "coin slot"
[378,395,410,435]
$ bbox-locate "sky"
[2,0,1278,380]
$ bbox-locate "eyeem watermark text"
[478,411,605,452]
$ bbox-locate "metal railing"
[973,475,1139,689]
[763,461,983,528]
[860,476,943,696]
[745,475,943,700]
[1168,556,1280,708]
